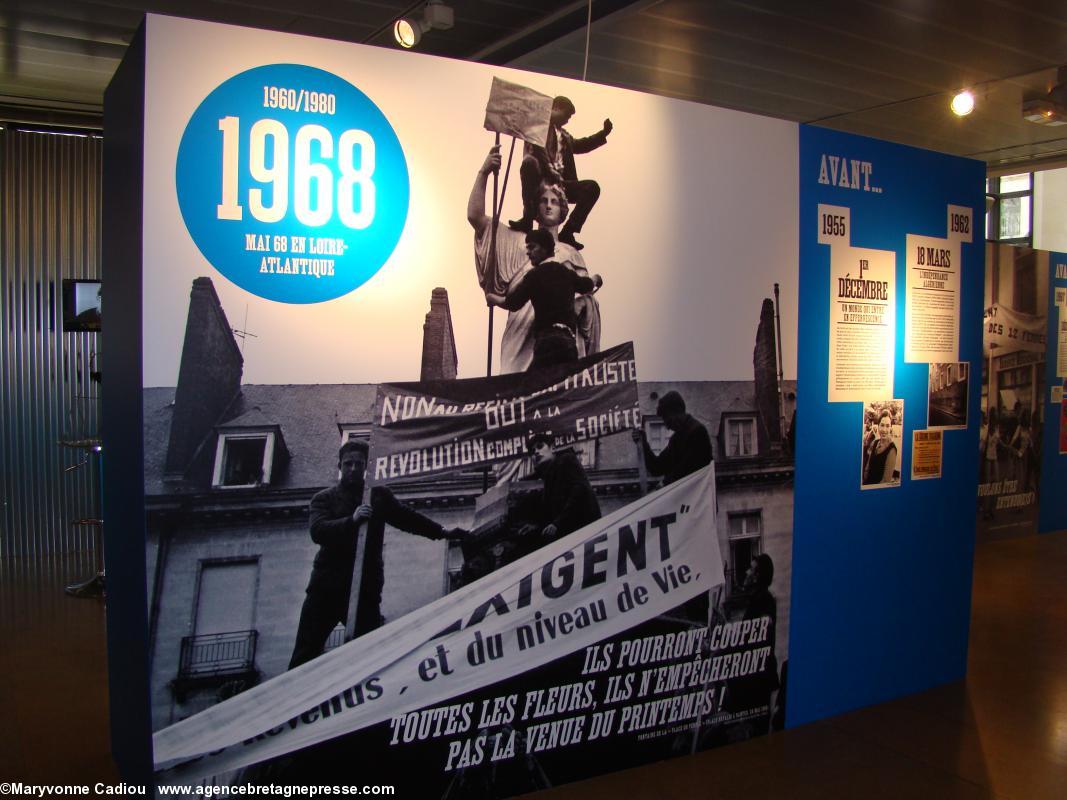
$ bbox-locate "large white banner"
[155,466,721,780]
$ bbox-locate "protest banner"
[369,342,639,483]
[154,465,721,781]
[482,76,553,148]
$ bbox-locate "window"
[727,512,762,594]
[514,440,597,480]
[446,541,466,593]
[1012,249,1037,315]
[643,416,669,455]
[725,417,757,457]
[986,174,1032,245]
[212,432,275,488]
[570,440,597,470]
[176,559,260,686]
[340,425,371,446]
[194,560,258,636]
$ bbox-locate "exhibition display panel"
[102,14,1004,790]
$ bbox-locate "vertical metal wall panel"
[0,127,103,557]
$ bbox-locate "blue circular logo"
[176,64,409,303]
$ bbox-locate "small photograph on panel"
[927,362,968,429]
[861,399,903,489]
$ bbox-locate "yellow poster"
[911,429,943,480]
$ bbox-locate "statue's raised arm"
[467,146,500,238]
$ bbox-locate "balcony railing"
[178,629,258,679]
[324,623,346,651]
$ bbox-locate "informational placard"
[821,204,896,402]
[795,124,983,731]
[911,429,943,480]
[904,205,971,363]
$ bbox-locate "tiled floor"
[2,533,1065,797]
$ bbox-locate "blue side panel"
[1039,251,1067,533]
[789,125,985,727]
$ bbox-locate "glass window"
[212,432,274,488]
[999,173,1031,193]
[340,426,371,445]
[726,417,756,457]
[221,437,266,486]
[987,173,1033,245]
[195,560,257,635]
[999,196,1031,240]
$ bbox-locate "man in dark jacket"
[632,390,713,627]
[509,96,612,251]
[288,440,466,668]
[632,390,713,485]
[515,433,601,544]
[724,553,779,734]
[486,228,601,371]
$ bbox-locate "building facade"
[143,278,795,731]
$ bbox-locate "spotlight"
[394,1,454,49]
[1022,98,1067,126]
[950,90,974,116]
[1022,66,1067,126]
[393,17,426,48]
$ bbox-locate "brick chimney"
[421,287,458,381]
[753,298,782,453]
[164,278,243,480]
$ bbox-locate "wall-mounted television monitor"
[62,279,101,332]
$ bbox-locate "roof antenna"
[231,305,258,354]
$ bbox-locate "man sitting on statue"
[508,95,612,252]
[469,145,600,374]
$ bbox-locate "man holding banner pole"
[288,440,468,668]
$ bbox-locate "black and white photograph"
[927,362,968,429]
[139,16,800,792]
[861,399,904,489]
[978,243,1047,541]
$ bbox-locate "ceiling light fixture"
[394,1,454,49]
[1022,66,1067,126]
[950,90,975,116]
